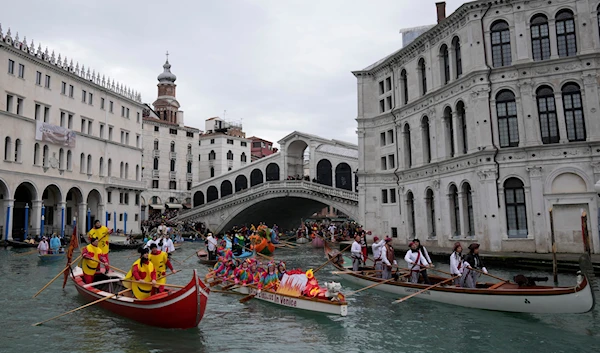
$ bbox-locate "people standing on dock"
[371,236,385,278]
[37,236,49,255]
[404,242,430,283]
[381,237,396,279]
[351,235,362,272]
[463,243,488,288]
[125,247,157,299]
[449,242,464,286]
[80,237,106,284]
[413,239,432,284]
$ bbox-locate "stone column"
[458,191,469,238]
[548,19,559,60]
[472,88,493,150]
[477,169,501,251]
[448,47,456,83]
[517,80,540,146]
[4,199,15,240]
[78,202,88,237]
[31,200,42,237]
[527,166,547,252]
[58,201,67,238]
[582,73,600,141]
[451,111,461,156]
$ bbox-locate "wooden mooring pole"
[549,208,558,284]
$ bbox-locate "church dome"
[157,59,177,83]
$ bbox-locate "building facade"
[249,136,278,161]
[0,27,145,239]
[141,59,200,216]
[355,0,600,254]
[198,117,251,180]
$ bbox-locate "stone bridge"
[175,131,359,232]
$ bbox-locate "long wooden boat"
[70,266,210,329]
[8,239,38,248]
[38,253,66,263]
[311,237,324,248]
[216,280,348,316]
[296,237,309,244]
[324,243,595,314]
[110,242,141,250]
[196,250,217,267]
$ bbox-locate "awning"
[149,204,165,210]
[166,203,183,209]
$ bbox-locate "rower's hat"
[373,236,380,242]
[468,243,480,250]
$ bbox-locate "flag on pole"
[62,224,78,288]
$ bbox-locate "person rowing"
[413,239,432,284]
[371,236,385,278]
[381,237,397,279]
[462,243,488,288]
[404,241,429,283]
[149,243,177,293]
[124,247,157,299]
[449,242,464,286]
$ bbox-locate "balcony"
[186,154,193,162]
[186,173,193,182]
[170,152,177,159]
[152,170,159,178]
[152,150,160,158]
[169,171,177,180]
[105,177,146,191]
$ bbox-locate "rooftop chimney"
[436,2,446,23]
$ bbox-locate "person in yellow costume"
[148,243,177,293]
[87,220,113,274]
[124,247,157,299]
[80,237,106,284]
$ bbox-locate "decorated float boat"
[250,236,275,255]
[325,243,595,314]
[70,267,210,329]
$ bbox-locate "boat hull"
[71,267,210,329]
[38,253,65,263]
[253,238,275,255]
[8,240,37,248]
[311,237,324,248]
[296,237,309,244]
[231,286,347,316]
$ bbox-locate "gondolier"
[381,237,396,279]
[350,236,362,272]
[88,220,113,273]
[371,236,385,278]
[463,243,487,288]
[206,233,218,260]
[413,239,432,284]
[449,242,464,286]
[149,243,177,293]
[404,242,429,283]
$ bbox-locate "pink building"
[249,136,278,161]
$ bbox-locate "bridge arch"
[266,163,280,181]
[207,186,219,203]
[286,139,308,179]
[235,175,248,192]
[250,169,263,187]
[221,180,233,197]
[193,191,205,206]
[316,159,333,186]
[335,162,352,190]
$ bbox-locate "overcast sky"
[6,0,464,147]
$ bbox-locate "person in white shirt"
[206,233,218,260]
[413,239,433,284]
[157,221,167,237]
[380,237,397,279]
[350,235,362,272]
[328,224,337,242]
[371,236,386,278]
[404,242,430,283]
[37,237,49,255]
[145,234,159,249]
[449,242,464,286]
[162,235,175,253]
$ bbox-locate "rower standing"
[87,220,113,274]
[371,236,385,278]
[80,237,107,284]
[404,242,429,283]
[49,234,61,254]
[463,243,488,288]
[449,242,464,286]
[37,236,49,255]
[381,237,396,279]
[350,235,362,272]
[149,243,177,293]
[413,239,433,284]
[125,247,157,299]
[206,233,218,261]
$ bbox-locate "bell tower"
[152,51,181,124]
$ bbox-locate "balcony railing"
[152,170,159,178]
[170,152,177,159]
[169,171,177,180]
[152,150,160,158]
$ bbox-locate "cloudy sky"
[6,0,464,147]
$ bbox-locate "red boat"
[70,267,210,329]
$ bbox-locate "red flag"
[62,225,79,288]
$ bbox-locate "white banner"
[35,121,76,148]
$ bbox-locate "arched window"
[456,101,468,154]
[241,152,247,163]
[556,10,577,57]
[34,143,40,165]
[496,90,519,147]
[444,107,455,158]
[449,185,460,237]
[210,167,215,178]
[120,161,124,178]
[170,141,175,152]
[426,189,436,238]
[227,150,233,160]
[107,158,112,176]
[87,154,92,174]
[421,116,431,164]
[153,157,159,170]
[504,178,528,238]
[59,149,65,170]
[135,165,140,181]
[80,153,85,173]
[531,14,550,61]
[208,150,216,160]
[99,157,104,176]
[187,161,192,173]
[440,44,450,85]
[400,69,408,104]
[67,150,72,171]
[187,144,192,155]
[406,191,415,238]
[463,183,474,237]
[418,58,427,95]
[14,138,21,162]
[452,36,462,78]
[4,137,12,161]
[153,139,159,150]
[491,20,512,67]
[125,162,129,179]
[562,83,586,142]
[536,86,559,144]
[170,159,175,172]
[43,145,49,167]
[403,124,412,168]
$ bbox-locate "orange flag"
[62,225,78,288]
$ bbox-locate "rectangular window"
[60,112,66,127]
[126,108,130,118]
[121,106,125,117]
[390,188,397,203]
[137,112,140,123]
[391,227,398,238]
[154,126,159,132]
[89,93,93,105]
[68,114,73,129]
[119,214,123,222]
[381,189,388,204]
[124,193,129,205]
[378,81,384,95]
[36,72,42,85]
[107,191,112,203]
[81,119,86,133]
[108,126,113,141]
[152,180,159,188]
[135,194,140,206]
[120,131,125,144]
[135,214,139,221]
[87,121,92,135]
[186,131,194,138]
[44,106,49,122]
[6,95,13,113]
[241,141,247,147]
[388,155,395,169]
[45,75,51,88]
[119,192,124,204]
[109,101,113,113]
[35,104,41,120]
[125,132,130,145]
[69,85,74,98]
[136,135,140,148]
[169,128,177,135]
[379,99,385,113]
[381,156,387,170]
[18,64,24,78]
[8,59,14,74]
[210,139,215,144]
[100,124,105,139]
[82,90,87,103]
[187,182,192,190]
[16,98,23,115]
[227,139,234,144]
[385,77,392,92]
[169,181,177,190]
[386,96,392,111]
[61,82,67,94]
[101,98,105,109]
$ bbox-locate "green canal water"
[1,243,600,353]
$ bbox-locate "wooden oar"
[346,277,397,296]
[392,276,459,304]
[244,246,273,261]
[13,249,40,257]
[238,283,261,303]
[121,278,185,289]
[184,251,202,262]
[32,254,83,298]
[32,289,132,326]
[471,268,511,283]
[211,289,245,295]
[313,244,352,275]
[221,282,239,291]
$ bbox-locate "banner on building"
[35,121,76,148]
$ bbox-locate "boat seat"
[144,292,169,300]
[488,282,505,290]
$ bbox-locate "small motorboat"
[38,252,66,263]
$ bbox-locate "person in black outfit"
[462,243,488,288]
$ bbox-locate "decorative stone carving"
[526,166,543,178]
[432,179,440,189]
[590,162,600,174]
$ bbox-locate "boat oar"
[392,276,459,304]
[121,279,185,289]
[32,254,83,298]
[238,284,261,303]
[244,246,273,261]
[471,268,511,283]
[346,277,397,296]
[212,289,245,295]
[13,249,39,257]
[313,244,352,275]
[32,288,132,326]
[184,251,202,262]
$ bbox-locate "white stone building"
[355,0,600,254]
[198,117,251,180]
[0,26,145,240]
[141,59,200,217]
